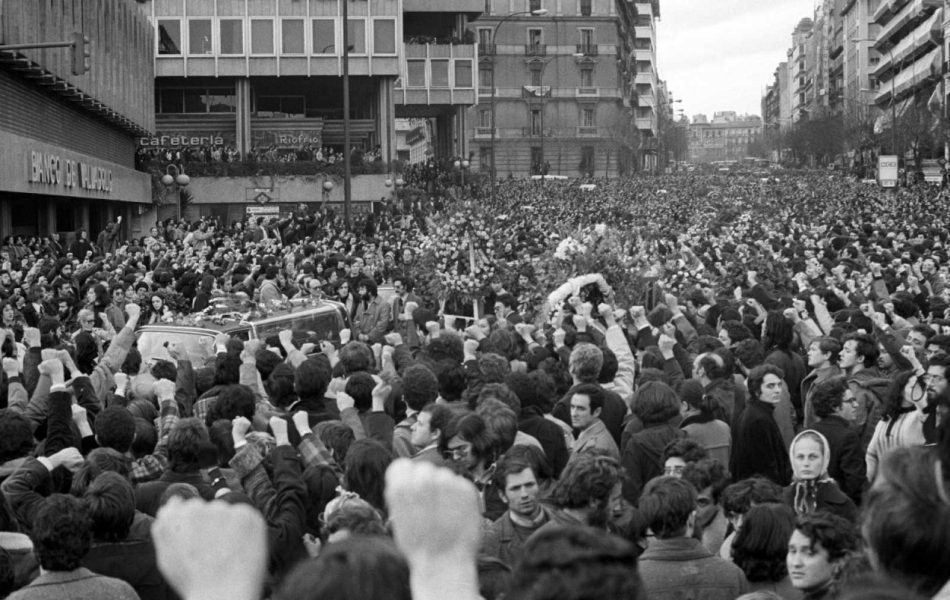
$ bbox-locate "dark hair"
[506,526,644,600]
[206,384,257,427]
[731,503,796,583]
[721,477,783,519]
[662,438,708,464]
[265,362,298,409]
[276,536,410,600]
[681,458,731,505]
[478,353,511,384]
[357,278,378,297]
[296,355,332,399]
[492,454,538,493]
[551,453,622,511]
[321,422,356,463]
[762,311,794,353]
[213,353,241,385]
[93,407,136,453]
[131,417,158,458]
[598,348,619,384]
[344,372,376,413]
[475,398,519,457]
[477,383,521,414]
[167,417,210,473]
[811,375,850,419]
[720,320,753,345]
[842,333,879,368]
[83,471,135,542]
[747,364,785,402]
[862,446,950,596]
[438,363,468,403]
[639,476,697,538]
[33,494,92,571]
[0,410,34,463]
[442,412,494,464]
[632,381,681,426]
[343,439,392,516]
[392,274,414,292]
[809,337,842,364]
[732,338,765,370]
[794,511,859,562]
[339,342,373,375]
[882,370,918,422]
[69,447,132,496]
[571,383,605,414]
[402,364,439,412]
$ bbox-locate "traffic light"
[71,32,90,76]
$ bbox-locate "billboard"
[878,155,898,188]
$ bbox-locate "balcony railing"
[524,44,547,56]
[474,127,495,138]
[576,44,598,56]
[576,87,599,96]
[577,126,600,136]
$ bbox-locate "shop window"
[282,19,305,54]
[256,96,305,118]
[219,19,243,54]
[373,20,396,54]
[158,88,184,113]
[188,19,213,55]
[455,60,473,87]
[206,89,236,112]
[157,20,181,55]
[312,19,335,54]
[251,19,274,54]
[347,19,366,53]
[183,89,206,113]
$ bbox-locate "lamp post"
[342,0,352,229]
[488,8,547,202]
[322,180,334,208]
[453,158,470,188]
[160,165,190,221]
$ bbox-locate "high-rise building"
[139,0,482,221]
[0,0,153,240]
[468,0,642,178]
[841,0,879,120]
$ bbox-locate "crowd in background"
[0,169,948,600]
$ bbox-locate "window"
[479,66,494,88]
[157,88,184,113]
[530,109,542,135]
[580,0,592,15]
[347,19,366,54]
[478,28,492,47]
[206,89,236,112]
[528,28,543,47]
[188,19,212,55]
[312,20,335,53]
[251,19,274,54]
[531,146,544,171]
[408,61,427,87]
[183,89,206,112]
[479,146,492,170]
[157,20,181,55]
[374,20,396,54]
[580,146,595,173]
[530,0,542,11]
[256,96,305,118]
[431,60,449,87]
[455,60,473,87]
[282,19,305,54]
[219,19,243,54]
[582,108,595,127]
[580,68,593,87]
[530,69,542,86]
[579,28,594,48]
[478,109,492,128]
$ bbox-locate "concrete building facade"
[687,113,763,163]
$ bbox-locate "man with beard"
[528,452,623,540]
[482,454,554,567]
[924,354,950,443]
[354,278,391,344]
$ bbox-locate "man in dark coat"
[731,364,792,486]
[810,376,866,504]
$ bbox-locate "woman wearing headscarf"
[782,429,856,523]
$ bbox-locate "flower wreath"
[544,273,612,321]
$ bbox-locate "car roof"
[137,298,347,335]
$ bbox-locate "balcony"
[636,116,657,133]
[635,71,655,86]
[395,43,478,106]
[576,87,599,97]
[474,127,495,139]
[873,0,912,25]
[577,126,602,137]
[875,45,941,104]
[874,0,942,49]
[521,127,554,137]
[524,44,547,56]
[870,9,941,80]
[403,0,484,13]
[576,44,598,56]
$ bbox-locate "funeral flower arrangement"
[416,201,498,302]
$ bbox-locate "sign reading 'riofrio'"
[28,150,113,193]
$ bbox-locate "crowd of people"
[0,168,949,600]
[135,144,385,173]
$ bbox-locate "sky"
[656,0,818,121]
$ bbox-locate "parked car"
[136,296,350,367]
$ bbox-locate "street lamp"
[454,158,470,187]
[160,165,190,221]
[322,180,333,207]
[488,8,547,202]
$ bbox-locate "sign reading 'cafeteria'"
[28,150,113,193]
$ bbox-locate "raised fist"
[153,378,176,401]
[125,303,142,321]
